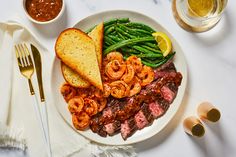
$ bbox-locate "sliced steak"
[148,102,165,118]
[90,116,107,137]
[90,117,100,133]
[98,128,108,137]
[103,120,121,136]
[167,82,178,93]
[153,61,176,80]
[154,71,177,80]
[158,99,170,112]
[140,103,154,123]
[98,107,114,125]
[161,85,176,103]
[121,117,137,140]
[134,110,149,130]
[103,123,114,135]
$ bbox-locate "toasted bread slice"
[60,24,104,89]
[88,22,104,69]
[61,62,90,88]
[55,28,103,90]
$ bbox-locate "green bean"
[104,36,116,45]
[118,24,152,38]
[104,18,130,26]
[107,35,161,54]
[104,41,112,46]
[121,47,139,54]
[117,31,128,40]
[104,37,155,55]
[103,19,119,26]
[115,27,134,39]
[131,28,152,36]
[154,53,175,67]
[108,25,158,53]
[104,24,114,31]
[85,18,130,33]
[132,45,162,56]
[141,60,158,68]
[117,18,130,24]
[117,24,143,38]
[142,42,160,50]
[125,22,155,33]
[142,57,163,64]
[107,35,122,42]
[105,26,115,35]
[137,53,163,58]
[141,45,162,54]
[142,52,175,68]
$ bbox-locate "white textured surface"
[0,0,236,157]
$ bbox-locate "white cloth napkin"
[0,22,136,157]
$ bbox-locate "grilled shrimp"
[128,77,142,97]
[109,81,130,98]
[106,51,124,63]
[83,98,98,116]
[60,83,77,102]
[105,60,126,80]
[72,112,90,131]
[137,65,155,86]
[126,55,143,73]
[121,64,135,83]
[68,97,84,114]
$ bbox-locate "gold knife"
[31,44,52,157]
[31,44,45,102]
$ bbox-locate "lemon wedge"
[152,32,172,57]
[188,0,214,17]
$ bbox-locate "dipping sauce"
[26,0,63,22]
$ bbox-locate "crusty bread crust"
[55,28,103,90]
[61,62,90,88]
[88,22,104,70]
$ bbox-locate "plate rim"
[50,9,188,145]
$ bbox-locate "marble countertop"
[0,0,236,157]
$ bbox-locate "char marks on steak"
[121,117,137,140]
[90,61,183,140]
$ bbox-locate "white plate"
[51,10,187,145]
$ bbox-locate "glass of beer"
[172,0,228,32]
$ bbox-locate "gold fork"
[15,44,35,95]
[15,43,51,157]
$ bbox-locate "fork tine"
[24,43,34,66]
[17,44,27,67]
[15,45,23,67]
[19,44,29,66]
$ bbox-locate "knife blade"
[31,44,45,102]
